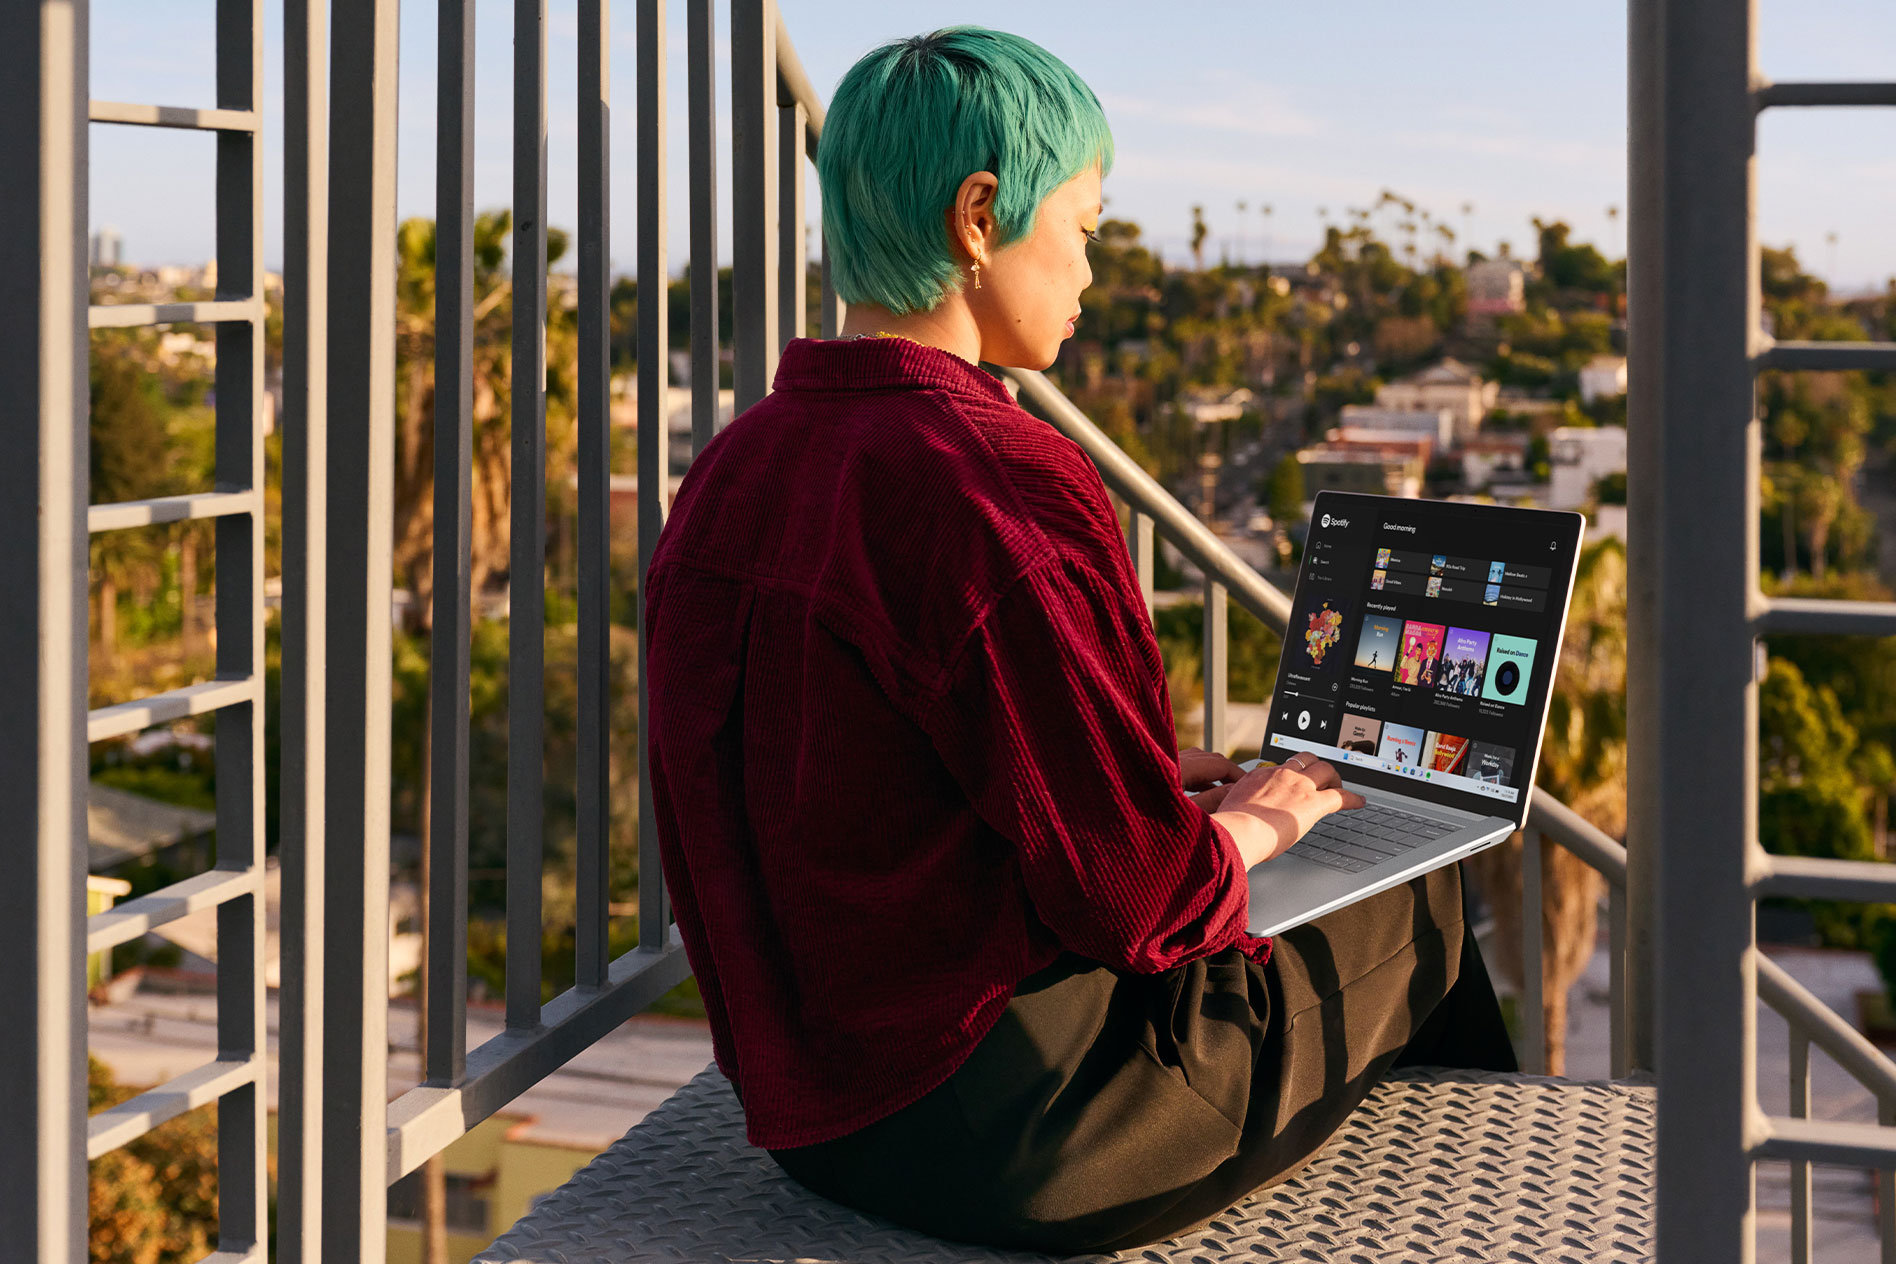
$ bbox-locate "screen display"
[1263,491,1583,824]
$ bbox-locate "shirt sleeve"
[920,554,1257,974]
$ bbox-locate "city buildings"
[1374,358,1501,444]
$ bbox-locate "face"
[962,165,1101,371]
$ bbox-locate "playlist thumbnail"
[1375,547,1392,569]
[1467,741,1517,784]
[1370,569,1388,590]
[1378,723,1426,768]
[1395,621,1445,686]
[1430,554,1447,575]
[1354,614,1401,673]
[1483,583,1501,606]
[1422,731,1470,775]
[1482,634,1539,705]
[1338,711,1382,755]
[1439,627,1492,696]
[1426,575,1443,597]
[1488,560,1505,583]
[1294,595,1352,674]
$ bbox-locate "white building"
[1460,433,1532,489]
[1579,354,1629,404]
[1338,404,1455,449]
[1179,386,1255,426]
[1549,425,1629,511]
[90,225,123,268]
[1466,256,1528,317]
[1374,359,1499,444]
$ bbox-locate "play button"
[1297,709,1311,731]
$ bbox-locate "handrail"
[1756,951,1896,1105]
[1005,367,1294,630]
[773,15,825,144]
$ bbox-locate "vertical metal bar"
[1789,1033,1810,1264]
[1131,510,1155,620]
[1609,882,1629,1080]
[1522,829,1546,1075]
[1624,0,1663,1088]
[1202,578,1226,753]
[507,0,548,1032]
[687,0,718,453]
[213,0,266,1248]
[427,0,474,1083]
[1641,0,1761,1256]
[0,1,87,1255]
[1883,1097,1896,1264]
[277,0,328,1255]
[819,230,843,339]
[321,0,398,1253]
[731,0,779,412]
[637,0,672,954]
[575,0,611,990]
[777,99,807,350]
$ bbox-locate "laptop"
[1243,490,1585,936]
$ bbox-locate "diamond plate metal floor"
[476,1064,1654,1263]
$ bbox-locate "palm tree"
[1190,205,1209,272]
[392,210,579,632]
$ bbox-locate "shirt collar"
[771,336,1017,407]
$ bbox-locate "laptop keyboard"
[1289,804,1461,874]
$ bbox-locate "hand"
[1179,746,1245,792]
[1211,753,1365,868]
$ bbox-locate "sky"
[86,0,1896,293]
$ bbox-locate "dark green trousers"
[767,860,1517,1254]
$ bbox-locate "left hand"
[1181,746,1246,810]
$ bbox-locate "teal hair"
[817,27,1114,316]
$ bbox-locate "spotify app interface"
[1266,492,1580,818]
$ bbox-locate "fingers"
[1190,783,1235,812]
[1181,747,1247,791]
[1280,754,1343,791]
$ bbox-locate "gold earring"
[971,259,982,290]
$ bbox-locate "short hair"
[818,27,1114,316]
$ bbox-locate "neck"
[837,296,980,365]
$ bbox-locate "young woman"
[643,26,1517,1253]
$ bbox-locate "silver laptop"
[1244,490,1584,936]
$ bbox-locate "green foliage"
[1757,657,1896,946]
[1265,455,1305,527]
[1150,599,1283,742]
[390,618,643,915]
[88,1056,223,1263]
[1533,218,1621,296]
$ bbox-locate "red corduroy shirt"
[644,336,1271,1149]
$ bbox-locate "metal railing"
[5,1,1894,1261]
[2,0,271,1257]
[1625,4,1896,1262]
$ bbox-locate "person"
[643,26,1517,1255]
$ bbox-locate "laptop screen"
[1262,491,1585,827]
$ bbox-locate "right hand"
[1211,753,1364,868]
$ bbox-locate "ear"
[947,171,1001,262]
